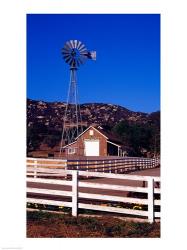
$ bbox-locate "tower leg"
[59,68,84,158]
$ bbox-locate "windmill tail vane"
[87,51,96,60]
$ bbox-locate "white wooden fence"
[66,157,160,173]
[27,168,160,223]
[27,156,160,175]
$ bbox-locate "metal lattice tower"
[59,40,96,156]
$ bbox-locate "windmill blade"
[73,59,77,68]
[70,40,75,48]
[79,53,87,56]
[80,54,87,59]
[64,54,72,62]
[67,41,73,49]
[80,50,88,55]
[69,58,74,67]
[77,57,84,65]
[62,50,71,56]
[62,48,70,55]
[79,48,88,54]
[79,45,87,52]
[62,52,71,57]
[62,46,69,51]
[77,40,83,50]
[65,58,71,65]
[79,55,87,64]
[75,59,79,67]
[63,44,71,51]
[70,59,74,67]
[63,53,71,58]
[62,50,70,55]
[78,43,86,51]
[64,43,72,51]
[63,54,71,60]
[76,58,81,67]
[65,56,72,64]
[72,40,76,49]
[74,40,78,49]
[73,40,78,49]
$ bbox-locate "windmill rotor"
[62,39,96,69]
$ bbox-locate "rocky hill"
[27,99,159,127]
[27,98,160,156]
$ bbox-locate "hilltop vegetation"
[27,99,160,157]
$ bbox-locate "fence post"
[148,177,154,223]
[34,160,37,178]
[95,161,98,172]
[87,160,89,178]
[125,159,127,173]
[64,160,68,179]
[64,160,67,169]
[137,158,139,170]
[115,159,117,173]
[158,157,160,166]
[72,170,78,217]
[153,158,155,168]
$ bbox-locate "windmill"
[59,40,96,157]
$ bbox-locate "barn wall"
[62,127,107,156]
[76,128,108,156]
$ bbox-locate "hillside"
[27,99,160,156]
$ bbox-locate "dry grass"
[27,211,160,238]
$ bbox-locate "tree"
[113,120,160,156]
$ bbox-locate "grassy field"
[27,210,160,238]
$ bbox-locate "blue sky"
[27,14,160,113]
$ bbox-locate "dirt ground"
[27,210,160,238]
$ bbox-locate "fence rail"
[27,156,160,176]
[27,168,160,223]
